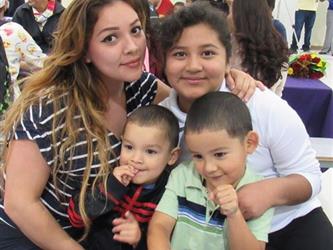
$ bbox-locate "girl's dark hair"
[133,0,164,79]
[159,1,231,62]
[232,0,288,88]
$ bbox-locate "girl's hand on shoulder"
[112,211,141,247]
[113,165,138,186]
[237,182,272,220]
[226,69,265,102]
[209,184,238,217]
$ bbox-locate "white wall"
[274,0,327,47]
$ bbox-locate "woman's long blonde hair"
[0,0,138,239]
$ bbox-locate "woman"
[0,0,170,248]
[0,0,256,249]
[230,0,288,97]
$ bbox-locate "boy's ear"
[167,147,181,166]
[245,131,259,154]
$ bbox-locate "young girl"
[155,2,333,249]
[0,0,170,249]
[0,0,255,249]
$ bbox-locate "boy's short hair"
[184,92,252,140]
[126,105,179,148]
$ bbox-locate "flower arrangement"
[288,53,327,79]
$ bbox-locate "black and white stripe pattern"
[0,72,157,236]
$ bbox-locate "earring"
[85,58,91,63]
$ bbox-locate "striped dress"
[0,72,157,240]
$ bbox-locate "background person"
[4,0,25,17]
[319,0,333,54]
[289,0,320,54]
[12,0,65,53]
[0,0,46,99]
[229,0,288,97]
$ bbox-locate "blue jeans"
[290,10,316,51]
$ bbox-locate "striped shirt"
[0,72,157,238]
[156,161,274,250]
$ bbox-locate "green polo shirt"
[156,161,274,250]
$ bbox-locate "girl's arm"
[154,70,263,104]
[237,175,312,219]
[147,211,176,250]
[227,210,265,250]
[238,92,320,220]
[226,69,265,102]
[4,140,83,250]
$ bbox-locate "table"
[282,77,333,138]
[310,137,333,169]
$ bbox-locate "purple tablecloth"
[282,77,333,138]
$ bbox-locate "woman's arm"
[4,140,83,250]
[147,211,176,250]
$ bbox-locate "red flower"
[309,71,323,79]
[291,62,301,72]
[299,54,311,62]
[311,57,320,64]
[288,53,326,79]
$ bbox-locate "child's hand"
[209,184,239,217]
[112,211,141,247]
[226,69,264,102]
[113,165,138,186]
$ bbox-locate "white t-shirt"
[297,0,319,11]
[160,83,321,233]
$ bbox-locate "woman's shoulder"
[127,71,157,87]
[22,89,68,125]
[125,71,158,109]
